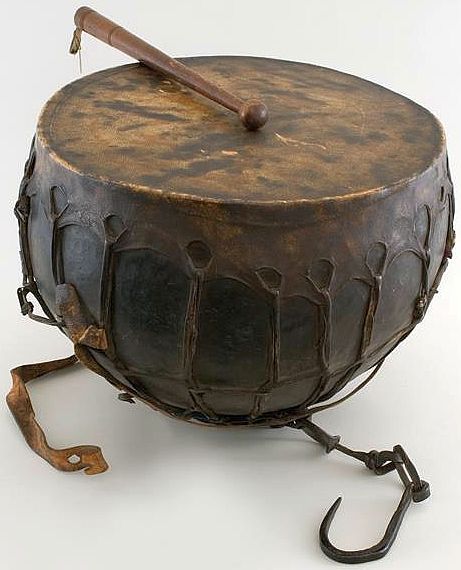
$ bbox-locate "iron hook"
[319,485,414,564]
[292,418,431,564]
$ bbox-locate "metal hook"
[289,419,431,564]
[319,485,414,564]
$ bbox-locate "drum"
[18,56,454,425]
[8,7,455,564]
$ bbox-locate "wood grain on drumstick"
[70,6,269,130]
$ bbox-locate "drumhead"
[37,56,444,202]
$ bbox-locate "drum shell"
[21,136,454,424]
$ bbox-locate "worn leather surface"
[19,58,454,425]
[38,57,444,201]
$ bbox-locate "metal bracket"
[17,283,61,326]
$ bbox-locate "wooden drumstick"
[70,6,269,131]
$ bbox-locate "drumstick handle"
[72,6,269,130]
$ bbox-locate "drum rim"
[36,57,447,207]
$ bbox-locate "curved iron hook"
[319,485,413,564]
[317,442,430,564]
[289,419,431,564]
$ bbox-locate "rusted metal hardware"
[118,392,136,403]
[70,7,269,130]
[290,418,430,564]
[6,356,108,475]
[14,139,62,327]
[17,282,61,326]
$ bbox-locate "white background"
[0,1,460,569]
